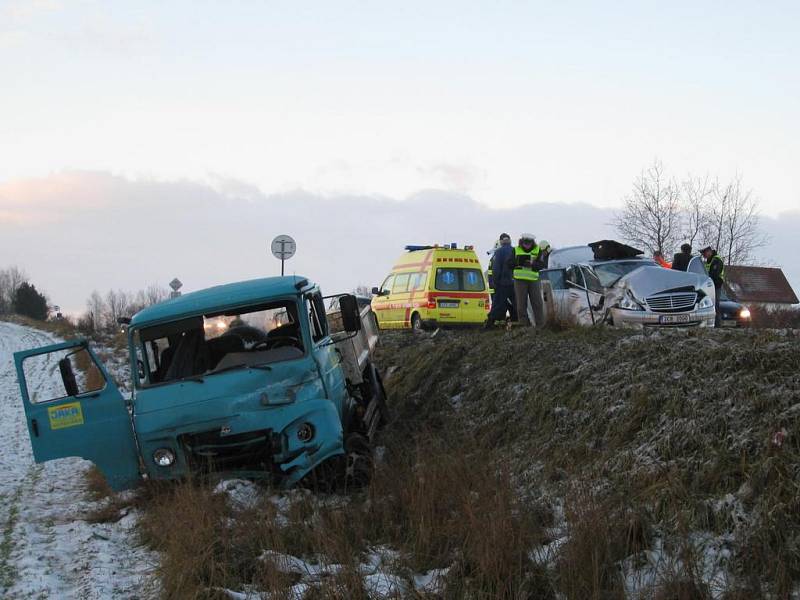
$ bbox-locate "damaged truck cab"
[14,276,386,491]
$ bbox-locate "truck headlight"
[153,448,176,467]
[619,291,643,311]
[740,307,751,319]
[698,296,713,309]
[297,423,315,443]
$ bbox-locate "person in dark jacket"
[671,243,693,272]
[484,233,516,328]
[701,246,725,327]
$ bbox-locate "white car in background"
[540,241,716,328]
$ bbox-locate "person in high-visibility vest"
[701,246,725,327]
[513,233,545,327]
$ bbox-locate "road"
[0,321,156,599]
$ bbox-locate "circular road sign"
[271,235,297,260]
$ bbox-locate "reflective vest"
[487,255,495,294]
[513,245,541,281]
[705,254,726,281]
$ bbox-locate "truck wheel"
[367,363,390,428]
[344,432,372,489]
[411,313,423,331]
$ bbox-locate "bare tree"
[144,283,170,306]
[0,266,29,314]
[104,289,133,330]
[681,174,714,248]
[613,160,682,255]
[701,176,768,264]
[85,290,106,332]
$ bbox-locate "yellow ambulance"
[371,244,490,330]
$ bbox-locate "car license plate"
[659,314,691,324]
[438,301,459,309]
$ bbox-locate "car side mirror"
[339,294,362,333]
[371,287,381,296]
[59,357,79,397]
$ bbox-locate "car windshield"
[593,260,656,288]
[136,300,304,387]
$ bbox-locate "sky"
[1,1,798,312]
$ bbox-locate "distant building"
[725,266,799,310]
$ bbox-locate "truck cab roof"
[130,276,313,328]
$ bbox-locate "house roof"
[130,276,313,327]
[724,266,799,305]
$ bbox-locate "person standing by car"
[538,240,552,269]
[513,233,544,327]
[701,246,725,327]
[671,243,693,271]
[485,233,516,327]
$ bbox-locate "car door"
[14,340,141,491]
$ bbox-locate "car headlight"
[740,307,751,319]
[153,448,176,467]
[698,295,714,309]
[619,291,643,311]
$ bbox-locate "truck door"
[14,340,141,491]
[307,293,349,419]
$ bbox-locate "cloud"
[0,171,796,314]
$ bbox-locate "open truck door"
[14,340,141,491]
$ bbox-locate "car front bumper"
[610,306,716,328]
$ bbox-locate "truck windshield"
[137,300,304,387]
[593,260,656,288]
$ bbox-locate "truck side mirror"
[339,294,362,333]
[59,357,80,397]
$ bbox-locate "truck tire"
[344,432,372,489]
[411,312,423,331]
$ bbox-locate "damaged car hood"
[615,265,709,298]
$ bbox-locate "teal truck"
[14,276,386,491]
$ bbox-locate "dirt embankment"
[377,326,800,598]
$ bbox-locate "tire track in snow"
[0,321,158,599]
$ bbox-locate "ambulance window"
[393,273,410,293]
[435,268,460,291]
[462,269,486,292]
[409,272,427,291]
[381,275,394,294]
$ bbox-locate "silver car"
[541,244,716,328]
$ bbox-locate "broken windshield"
[593,260,656,288]
[136,300,304,387]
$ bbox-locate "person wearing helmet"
[484,233,516,328]
[538,240,552,269]
[512,233,545,327]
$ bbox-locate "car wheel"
[410,313,423,332]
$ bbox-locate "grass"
[79,324,800,598]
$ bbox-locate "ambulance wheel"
[410,313,423,332]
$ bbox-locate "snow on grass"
[0,321,157,599]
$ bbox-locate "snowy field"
[0,321,157,599]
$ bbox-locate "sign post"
[169,278,183,299]
[270,235,297,276]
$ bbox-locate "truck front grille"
[179,428,275,473]
[645,292,698,313]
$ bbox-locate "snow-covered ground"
[0,321,157,599]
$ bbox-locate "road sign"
[271,235,296,276]
[169,278,183,291]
